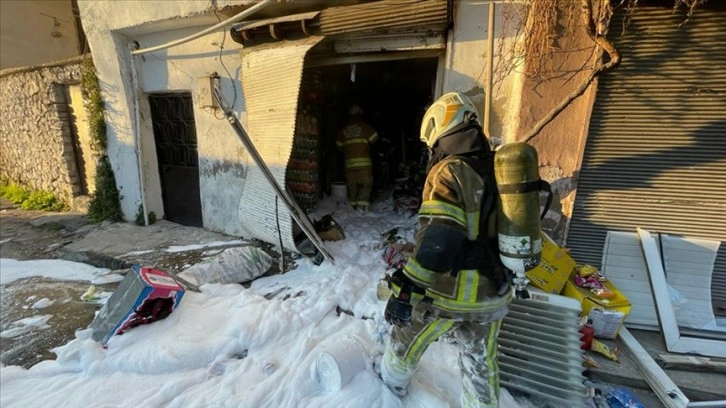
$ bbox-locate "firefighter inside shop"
[379,92,547,408]
[336,104,379,211]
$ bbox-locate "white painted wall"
[78,0,256,235]
[444,0,524,143]
[136,26,249,236]
[0,0,80,69]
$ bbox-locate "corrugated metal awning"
[318,0,449,36]
[237,36,324,251]
[567,5,726,314]
[231,0,450,46]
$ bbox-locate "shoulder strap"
[455,154,497,230]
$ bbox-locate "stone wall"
[0,57,96,209]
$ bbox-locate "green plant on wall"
[88,156,122,223]
[135,205,157,226]
[82,56,122,223]
[81,56,107,152]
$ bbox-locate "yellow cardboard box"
[525,232,576,294]
[563,279,632,339]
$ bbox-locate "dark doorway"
[149,93,203,227]
[294,57,438,204]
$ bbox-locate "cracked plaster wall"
[518,11,599,245]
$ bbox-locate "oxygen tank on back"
[494,142,543,299]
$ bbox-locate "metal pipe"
[129,43,149,226]
[687,402,726,408]
[131,0,275,56]
[441,27,455,92]
[483,2,495,138]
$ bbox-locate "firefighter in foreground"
[380,92,512,407]
[336,105,378,211]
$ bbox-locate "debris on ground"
[313,214,345,242]
[89,265,185,346]
[178,246,272,286]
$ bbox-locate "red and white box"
[89,265,185,345]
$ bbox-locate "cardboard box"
[563,279,631,339]
[525,232,576,294]
[89,265,185,345]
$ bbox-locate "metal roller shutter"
[567,5,726,315]
[237,36,324,251]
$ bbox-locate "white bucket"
[330,182,347,200]
[312,335,368,393]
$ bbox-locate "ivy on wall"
[81,56,122,223]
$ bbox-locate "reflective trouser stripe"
[487,320,502,403]
[383,309,505,406]
[404,318,455,365]
[460,319,503,408]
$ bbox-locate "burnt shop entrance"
[286,56,439,211]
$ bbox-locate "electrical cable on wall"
[214,10,238,110]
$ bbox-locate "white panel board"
[637,228,726,358]
[661,235,721,331]
[602,231,722,332]
[602,231,659,326]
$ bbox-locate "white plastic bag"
[668,284,687,312]
[179,246,272,286]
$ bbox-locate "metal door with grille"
[149,93,203,227]
[567,5,726,314]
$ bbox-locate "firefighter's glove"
[384,269,426,327]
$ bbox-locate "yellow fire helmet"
[420,92,480,148]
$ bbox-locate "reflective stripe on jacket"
[402,156,512,314]
[336,121,378,169]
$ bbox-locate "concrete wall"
[0,0,81,69]
[444,1,524,142]
[78,0,255,234]
[515,8,600,244]
[0,59,96,208]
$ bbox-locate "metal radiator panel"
[499,292,587,407]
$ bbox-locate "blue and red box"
[89,265,185,345]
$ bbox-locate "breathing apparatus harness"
[385,129,553,326]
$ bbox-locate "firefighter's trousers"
[381,302,507,408]
[345,166,373,208]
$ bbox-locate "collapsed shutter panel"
[318,0,449,36]
[567,6,726,314]
[237,37,324,251]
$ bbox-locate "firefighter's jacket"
[400,155,512,317]
[336,120,378,170]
